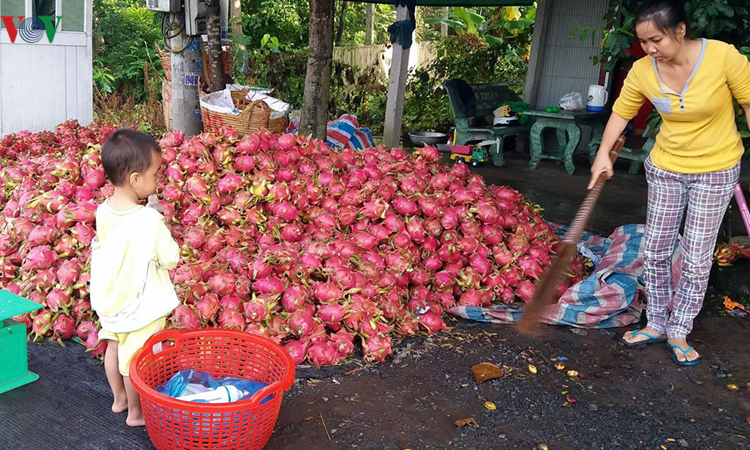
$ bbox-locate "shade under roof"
[350,1,536,6]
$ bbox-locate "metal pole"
[170,19,203,137]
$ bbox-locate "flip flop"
[620,329,667,346]
[665,343,701,366]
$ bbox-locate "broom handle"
[516,135,626,336]
[563,136,627,244]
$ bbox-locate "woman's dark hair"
[635,0,690,35]
[101,129,161,186]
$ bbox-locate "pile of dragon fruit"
[0,120,590,366]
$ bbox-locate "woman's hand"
[588,152,614,190]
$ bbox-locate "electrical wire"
[161,12,193,55]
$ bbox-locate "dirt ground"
[2,150,749,450]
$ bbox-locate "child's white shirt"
[90,200,180,333]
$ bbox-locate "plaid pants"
[643,157,740,338]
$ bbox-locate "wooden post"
[365,3,374,45]
[300,0,335,140]
[441,7,449,37]
[523,0,552,107]
[382,5,411,149]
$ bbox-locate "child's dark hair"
[101,129,161,186]
[636,0,690,36]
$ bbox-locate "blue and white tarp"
[449,224,682,328]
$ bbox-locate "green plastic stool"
[0,290,42,394]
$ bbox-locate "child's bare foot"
[111,400,128,414]
[126,414,146,427]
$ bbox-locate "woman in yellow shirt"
[589,0,750,366]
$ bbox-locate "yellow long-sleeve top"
[612,39,750,173]
[90,201,180,333]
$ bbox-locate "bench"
[444,82,533,167]
[588,125,656,175]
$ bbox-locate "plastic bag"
[157,369,220,398]
[146,194,164,214]
[157,369,271,404]
[559,92,584,111]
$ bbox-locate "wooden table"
[524,110,606,175]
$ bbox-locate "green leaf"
[439,19,468,34]
[525,6,537,20]
[485,35,504,46]
[740,131,750,139]
[714,2,734,17]
[453,7,478,34]
[467,11,485,26]
[485,22,506,32]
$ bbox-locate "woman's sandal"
[619,329,667,347]
[665,342,701,366]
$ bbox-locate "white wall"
[533,0,607,108]
[0,42,92,135]
[0,0,93,136]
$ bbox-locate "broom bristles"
[516,243,577,336]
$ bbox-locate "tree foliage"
[93,0,163,101]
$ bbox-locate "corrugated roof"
[351,1,536,6]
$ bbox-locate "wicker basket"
[156,45,171,82]
[162,78,172,131]
[201,89,288,135]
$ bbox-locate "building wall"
[0,43,93,135]
[333,41,436,80]
[534,0,607,108]
[0,0,93,136]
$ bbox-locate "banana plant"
[425,6,535,46]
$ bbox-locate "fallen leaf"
[555,362,566,371]
[566,395,577,404]
[454,417,478,427]
[484,401,497,411]
[529,364,538,374]
[567,370,579,378]
[727,384,739,391]
[667,438,676,442]
[538,445,549,450]
[661,446,667,450]
[472,362,505,384]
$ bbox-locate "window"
[0,0,26,29]
[62,0,84,32]
[32,0,54,17]
[32,0,55,28]
[0,0,85,33]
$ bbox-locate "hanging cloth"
[388,0,417,49]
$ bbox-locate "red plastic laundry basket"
[130,328,295,450]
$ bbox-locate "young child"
[90,129,180,427]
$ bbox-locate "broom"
[516,135,627,336]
